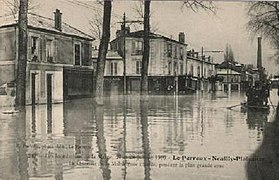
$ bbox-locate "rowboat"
[241,102,270,111]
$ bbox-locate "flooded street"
[0,90,278,180]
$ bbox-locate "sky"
[0,0,278,74]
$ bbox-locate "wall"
[0,28,16,61]
[28,29,92,66]
[0,27,16,86]
[25,63,64,105]
[104,59,124,76]
[125,37,187,77]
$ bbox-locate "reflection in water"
[47,104,52,134]
[246,109,268,131]
[16,110,29,180]
[246,103,279,180]
[122,96,127,180]
[140,100,151,180]
[95,106,111,180]
[31,105,36,135]
[1,91,278,179]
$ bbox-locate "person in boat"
[246,81,267,107]
[246,85,255,106]
[262,82,270,106]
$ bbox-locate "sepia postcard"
[0,0,279,179]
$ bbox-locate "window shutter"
[164,43,167,57]
[39,37,43,62]
[81,43,84,65]
[84,43,90,66]
[27,35,32,60]
[53,39,57,63]
[132,41,135,51]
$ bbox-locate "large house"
[109,27,215,94]
[110,28,189,94]
[0,9,94,105]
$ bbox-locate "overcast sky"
[0,0,278,74]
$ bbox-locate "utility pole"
[122,13,126,95]
[201,47,204,91]
[118,13,143,95]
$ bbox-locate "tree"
[15,0,28,109]
[95,1,112,105]
[181,0,216,13]
[89,11,103,41]
[224,44,235,62]
[140,0,151,98]
[5,0,38,18]
[140,0,215,98]
[132,1,158,33]
[247,2,279,61]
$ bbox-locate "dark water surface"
[0,90,278,180]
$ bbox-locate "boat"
[241,102,270,111]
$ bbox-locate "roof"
[0,13,94,41]
[92,50,123,60]
[216,69,241,75]
[113,30,187,46]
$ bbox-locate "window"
[74,43,81,65]
[110,62,118,75]
[204,68,206,78]
[164,43,168,57]
[190,64,193,75]
[132,40,143,55]
[174,46,177,59]
[180,47,184,60]
[136,61,142,74]
[197,66,200,77]
[46,39,54,63]
[180,63,183,75]
[174,62,177,75]
[168,61,172,75]
[167,43,172,57]
[31,36,39,61]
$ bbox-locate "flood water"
[0,90,278,180]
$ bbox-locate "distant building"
[186,50,215,91]
[92,50,123,95]
[0,9,94,105]
[215,61,254,92]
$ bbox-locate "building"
[215,61,254,92]
[92,50,124,95]
[186,50,215,92]
[109,27,216,94]
[0,9,94,105]
[111,28,197,94]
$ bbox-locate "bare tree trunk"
[16,0,28,109]
[141,0,151,99]
[95,1,112,105]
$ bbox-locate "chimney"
[116,25,130,38]
[178,32,185,43]
[257,36,262,69]
[54,9,62,31]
